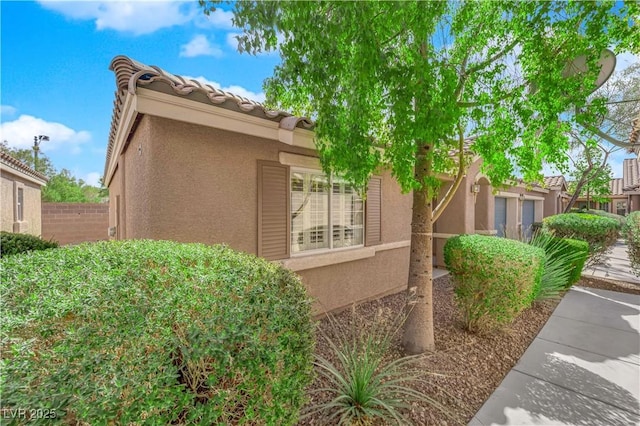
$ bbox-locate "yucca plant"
[528,231,588,301]
[302,305,450,425]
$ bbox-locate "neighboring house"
[0,151,48,235]
[104,56,412,314]
[542,175,571,217]
[629,111,639,156]
[572,157,640,215]
[431,162,549,266]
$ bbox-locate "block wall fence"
[41,203,109,245]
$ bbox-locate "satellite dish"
[528,48,617,96]
[562,48,617,93]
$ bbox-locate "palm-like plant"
[302,306,450,425]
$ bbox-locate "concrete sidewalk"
[470,286,640,425]
[583,240,640,285]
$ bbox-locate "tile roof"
[622,157,639,191]
[105,55,313,178]
[610,178,624,196]
[0,151,48,184]
[543,175,566,189]
[629,111,640,155]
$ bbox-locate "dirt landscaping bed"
[301,274,638,425]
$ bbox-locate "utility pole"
[33,135,49,172]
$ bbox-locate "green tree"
[565,141,613,211]
[42,169,89,202]
[2,140,108,203]
[202,1,638,353]
[1,140,56,177]
[563,62,639,212]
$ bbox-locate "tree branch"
[577,117,636,149]
[465,38,519,77]
[433,124,466,222]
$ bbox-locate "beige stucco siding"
[300,246,409,314]
[123,116,154,239]
[141,116,315,253]
[0,171,43,235]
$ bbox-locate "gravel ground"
[300,274,639,425]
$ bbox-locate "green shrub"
[624,211,640,277]
[444,234,544,332]
[528,233,589,300]
[1,240,314,425]
[0,231,58,257]
[580,209,626,227]
[543,213,620,265]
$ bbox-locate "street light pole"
[33,135,49,172]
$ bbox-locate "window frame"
[289,166,365,257]
[16,187,24,222]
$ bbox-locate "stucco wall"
[630,195,640,213]
[42,203,109,245]
[543,190,561,217]
[1,171,42,236]
[299,246,409,314]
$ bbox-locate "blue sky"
[0,1,637,186]
[1,0,279,186]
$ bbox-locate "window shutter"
[365,177,382,246]
[258,161,290,260]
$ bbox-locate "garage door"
[495,197,507,237]
[522,200,535,240]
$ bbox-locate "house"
[572,157,640,215]
[542,175,571,217]
[104,56,560,311]
[104,56,415,313]
[0,151,48,235]
[431,162,549,266]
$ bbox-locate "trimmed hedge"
[1,240,314,425]
[624,211,640,277]
[0,231,58,257]
[580,209,626,227]
[542,213,620,264]
[444,234,544,332]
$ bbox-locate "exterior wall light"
[519,193,526,202]
[471,183,480,194]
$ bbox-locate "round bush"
[1,240,314,424]
[444,234,544,332]
[543,213,620,263]
[580,210,626,227]
[0,231,58,257]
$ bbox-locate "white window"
[17,188,24,221]
[291,169,364,254]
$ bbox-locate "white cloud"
[0,115,91,153]
[180,35,223,58]
[83,172,102,187]
[1,105,17,119]
[38,1,195,36]
[195,8,235,29]
[184,75,266,103]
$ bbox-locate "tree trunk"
[402,151,435,354]
[564,174,591,213]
